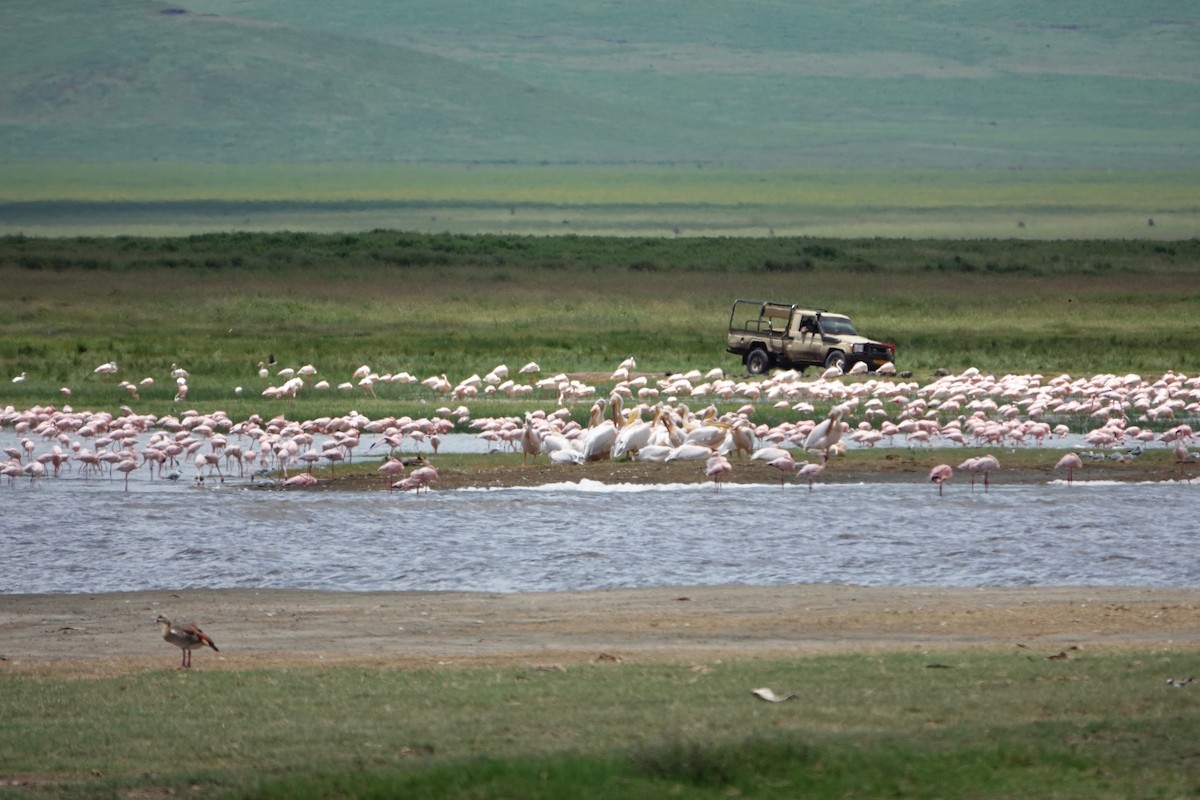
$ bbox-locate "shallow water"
[3,473,1197,594]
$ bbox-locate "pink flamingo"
[705,453,732,492]
[796,461,825,492]
[1055,452,1082,485]
[957,457,979,488]
[1174,439,1193,480]
[959,455,999,491]
[283,472,317,488]
[765,453,796,488]
[2,461,23,486]
[115,458,139,492]
[377,457,406,489]
[408,464,439,494]
[929,463,953,496]
[975,454,999,490]
[23,460,45,487]
[391,476,422,492]
[322,449,345,474]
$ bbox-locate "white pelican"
[803,408,844,460]
[611,407,659,460]
[633,445,672,462]
[521,417,542,464]
[665,443,714,462]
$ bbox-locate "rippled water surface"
[4,474,1198,594]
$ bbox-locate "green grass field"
[2,164,1198,238]
[2,651,1197,798]
[1,232,1198,421]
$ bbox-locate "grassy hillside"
[3,2,1196,236]
[2,0,1197,169]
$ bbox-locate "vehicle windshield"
[819,316,858,336]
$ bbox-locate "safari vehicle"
[726,298,895,375]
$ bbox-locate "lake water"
[3,470,1197,595]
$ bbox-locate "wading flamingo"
[959,454,999,491]
[377,457,405,488]
[705,453,732,492]
[764,453,796,487]
[115,458,139,492]
[1055,453,1082,485]
[797,461,825,492]
[929,463,953,496]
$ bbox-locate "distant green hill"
[2,0,1197,169]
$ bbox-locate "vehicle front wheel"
[824,350,846,371]
[746,348,772,375]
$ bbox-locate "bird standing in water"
[1055,452,1083,485]
[929,464,953,496]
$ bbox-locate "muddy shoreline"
[3,585,1198,677]
[318,452,1191,491]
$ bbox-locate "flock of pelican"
[3,357,1199,493]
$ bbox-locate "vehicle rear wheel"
[746,348,772,375]
[824,350,846,371]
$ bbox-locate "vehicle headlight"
[851,344,865,353]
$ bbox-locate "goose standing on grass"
[155,615,218,668]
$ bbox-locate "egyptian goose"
[155,615,219,668]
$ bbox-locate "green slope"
[1,0,1197,169]
[0,0,704,164]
